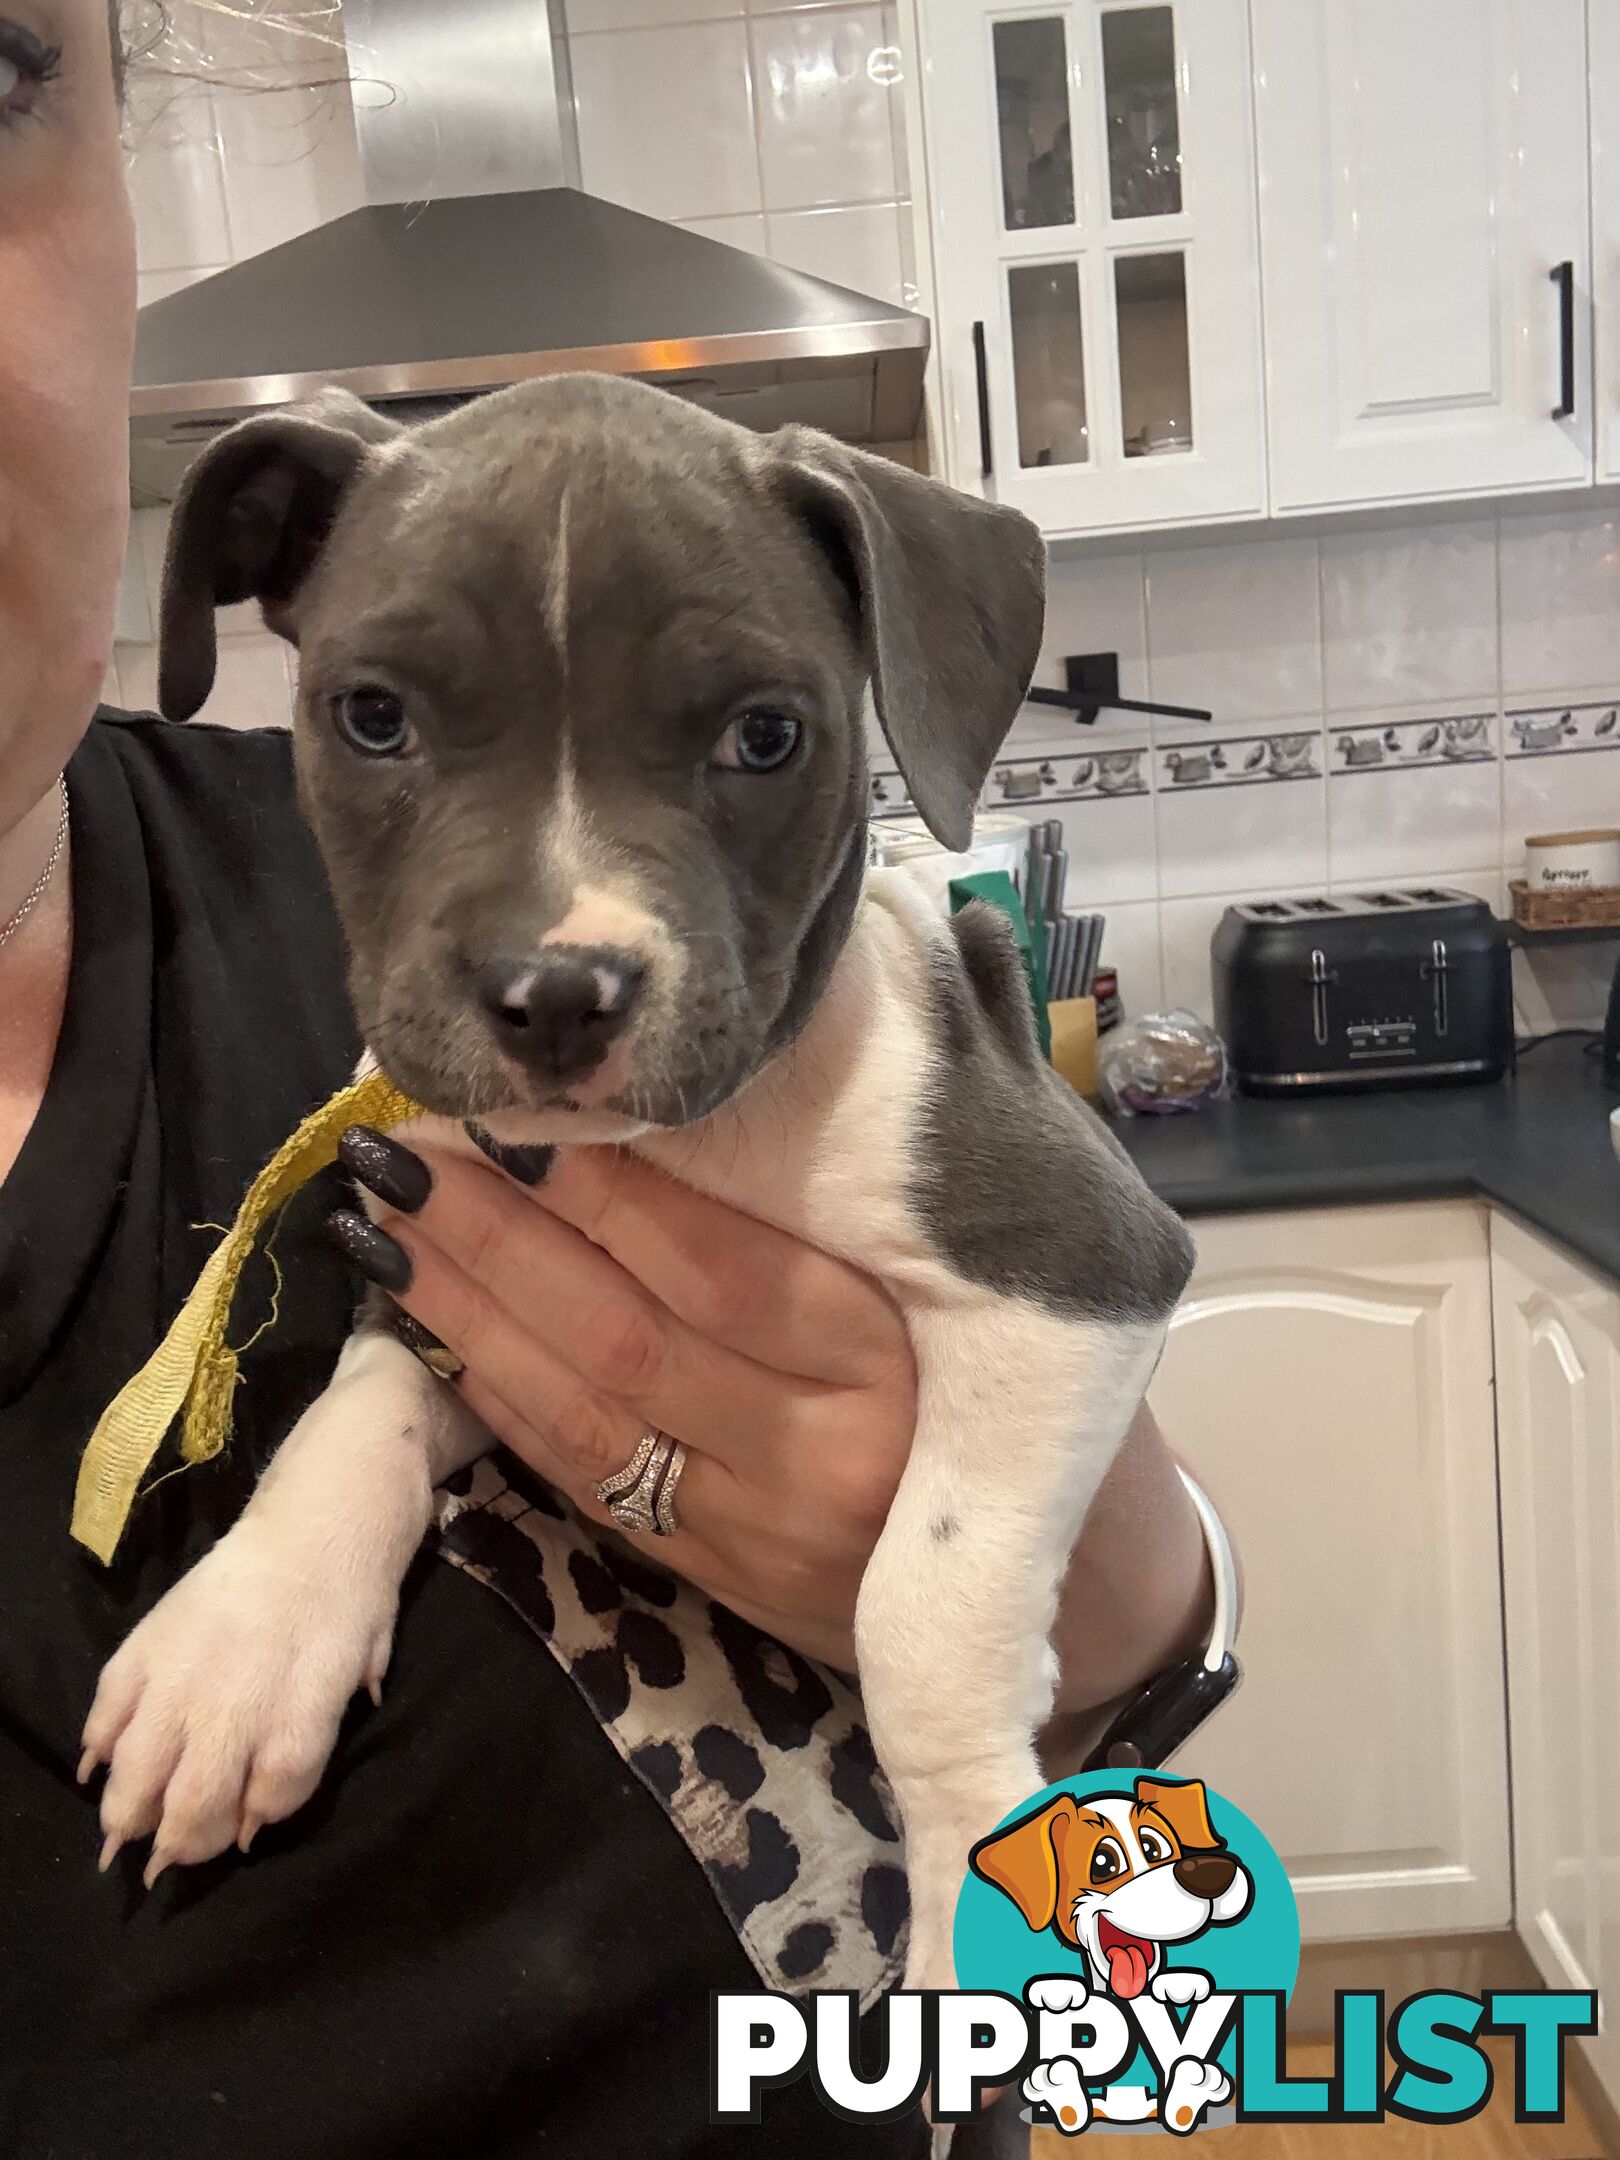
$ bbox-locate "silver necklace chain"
[0,778,69,951]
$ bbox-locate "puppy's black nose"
[475,945,644,1084]
[1173,1851,1237,1900]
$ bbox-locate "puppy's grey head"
[160,375,1044,1127]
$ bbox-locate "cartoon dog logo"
[969,1776,1252,2002]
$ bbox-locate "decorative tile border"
[1330,711,1496,774]
[1505,699,1620,757]
[983,749,1149,806]
[1154,729,1321,790]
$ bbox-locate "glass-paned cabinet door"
[1100,6,1181,219]
[918,0,1266,535]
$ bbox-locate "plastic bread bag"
[1098,1010,1228,1117]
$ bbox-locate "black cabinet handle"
[971,320,993,479]
[1552,261,1576,420]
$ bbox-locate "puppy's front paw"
[1026,1974,1091,2014]
[80,1525,397,1884]
[1161,2057,1231,2134]
[1022,2059,1091,2135]
[1151,1968,1212,2008]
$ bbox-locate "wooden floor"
[1031,2042,1609,2160]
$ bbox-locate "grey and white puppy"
[84,375,1192,2002]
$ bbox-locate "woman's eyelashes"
[0,20,62,127]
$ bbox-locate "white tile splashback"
[1145,539,1322,723]
[767,203,906,304]
[751,6,901,210]
[872,505,1620,1031]
[1499,510,1620,701]
[570,0,914,308]
[574,22,762,222]
[1319,519,1500,712]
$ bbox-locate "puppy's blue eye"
[332,686,415,758]
[712,708,803,774]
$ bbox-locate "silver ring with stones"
[596,1428,686,1538]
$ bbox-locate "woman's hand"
[350,1137,918,1670]
[336,1133,1214,1713]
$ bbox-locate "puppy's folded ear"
[772,429,1045,852]
[969,1794,1078,1932]
[1135,1776,1224,1854]
[160,388,402,723]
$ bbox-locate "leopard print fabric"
[433,1453,909,2011]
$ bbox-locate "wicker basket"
[1509,878,1620,932]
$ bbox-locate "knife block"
[1048,996,1099,1098]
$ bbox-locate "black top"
[1113,1041,1620,1283]
[0,714,921,2160]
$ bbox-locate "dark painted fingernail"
[464,1121,554,1187]
[338,1124,433,1214]
[327,1208,413,1292]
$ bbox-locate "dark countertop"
[1112,1036,1620,1286]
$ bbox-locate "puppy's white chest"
[636,874,949,1290]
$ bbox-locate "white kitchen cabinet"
[1251,0,1592,511]
[1491,1213,1620,2111]
[1148,1201,1511,1941]
[915,0,1265,535]
[1589,2,1620,482]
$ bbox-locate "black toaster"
[1211,888,1513,1095]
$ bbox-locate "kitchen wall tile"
[116,637,294,730]
[126,84,233,274]
[1096,899,1163,1017]
[1042,792,1158,909]
[1504,697,1619,757]
[1502,713,1620,874]
[112,645,159,716]
[896,195,921,311]
[574,24,762,223]
[1159,891,1270,1023]
[1155,729,1327,902]
[130,508,168,632]
[751,7,901,211]
[213,72,362,263]
[569,0,743,32]
[1155,711,1324,772]
[1037,552,1149,705]
[1327,762,1502,886]
[1002,706,1150,764]
[1442,868,1508,914]
[1326,708,1501,884]
[1320,517,1498,712]
[766,202,906,303]
[979,742,1157,906]
[1511,945,1616,1036]
[1327,705,1498,776]
[678,213,770,252]
[1145,536,1322,723]
[207,640,297,731]
[114,537,153,648]
[1499,507,1620,700]
[880,1,908,212]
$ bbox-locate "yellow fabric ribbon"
[71,1070,426,1565]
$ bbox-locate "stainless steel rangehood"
[129,1,929,503]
